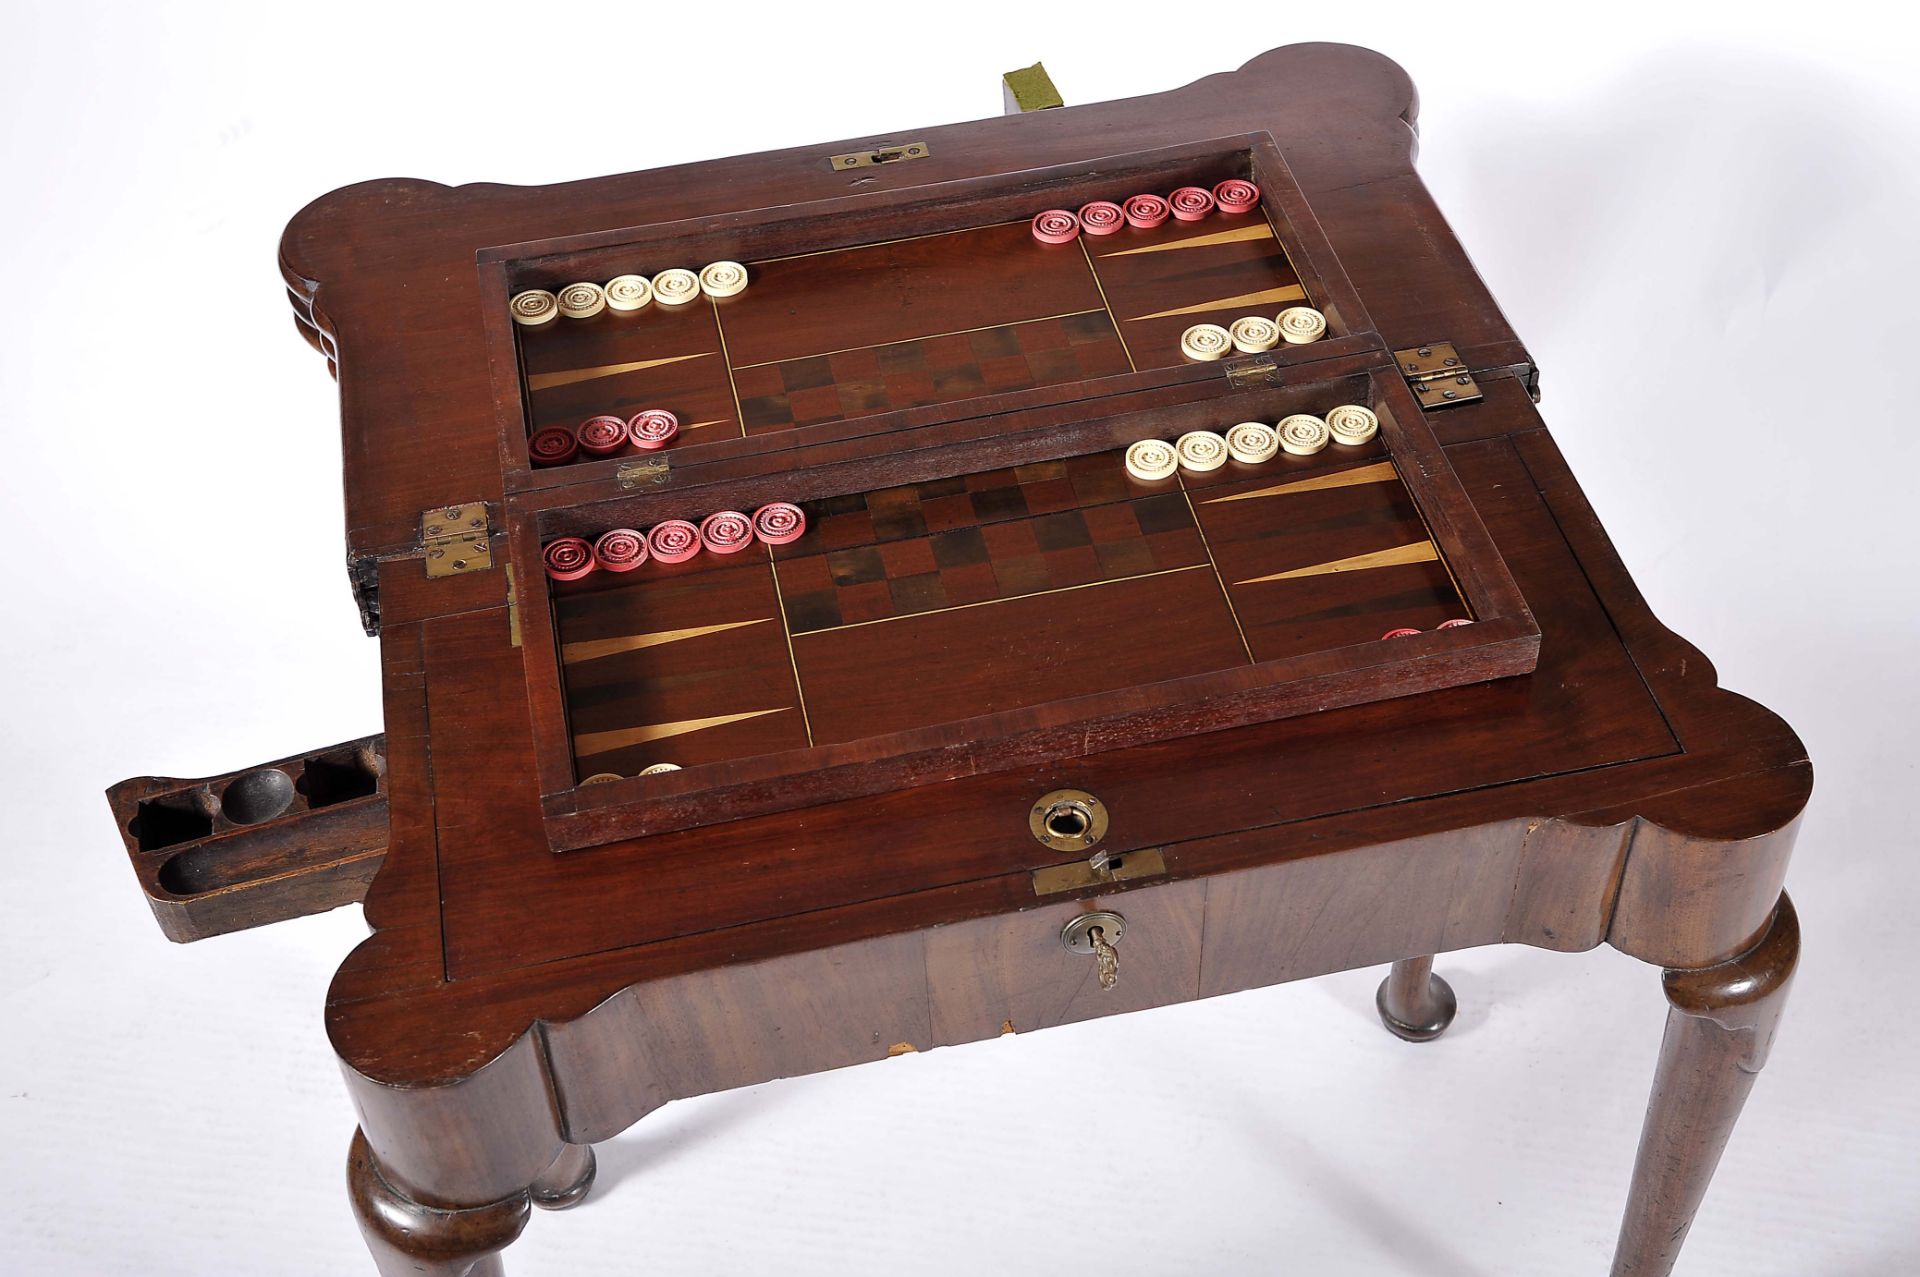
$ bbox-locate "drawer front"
[925,878,1207,1042]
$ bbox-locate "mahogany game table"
[107,44,1809,1276]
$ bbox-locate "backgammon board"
[107,45,1807,1277]
[480,134,1534,846]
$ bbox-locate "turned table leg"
[1611,893,1799,1277]
[348,1130,530,1277]
[346,1134,598,1274]
[1376,954,1457,1042]
[340,1029,602,1274]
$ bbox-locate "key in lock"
[1060,910,1125,991]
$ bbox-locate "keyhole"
[1030,789,1107,851]
[1044,802,1091,841]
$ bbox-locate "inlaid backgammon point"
[1239,540,1440,586]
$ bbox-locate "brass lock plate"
[1031,846,1166,897]
[829,142,931,171]
[1030,789,1109,852]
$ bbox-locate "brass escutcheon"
[1060,909,1126,955]
[1029,788,1109,852]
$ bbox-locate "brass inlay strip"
[1098,222,1277,257]
[1178,474,1255,665]
[561,618,772,665]
[795,563,1210,637]
[728,308,1105,372]
[1078,239,1136,373]
[574,707,790,757]
[505,565,521,649]
[707,295,748,439]
[766,555,817,747]
[1128,284,1307,322]
[1235,540,1439,586]
[753,218,1027,267]
[1202,460,1400,505]
[526,352,713,391]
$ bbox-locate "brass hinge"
[420,502,493,578]
[1394,342,1483,409]
[616,455,671,489]
[1030,846,1168,897]
[829,141,930,171]
[1223,352,1281,387]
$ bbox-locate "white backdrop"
[3,3,1916,1273]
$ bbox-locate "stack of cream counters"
[1124,404,1379,481]
[509,261,749,326]
[1179,306,1327,361]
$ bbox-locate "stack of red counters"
[627,408,678,450]
[1382,619,1474,639]
[1213,179,1261,214]
[1043,183,1258,245]
[647,519,701,564]
[532,408,685,468]
[576,414,628,457]
[1168,186,1216,221]
[1030,209,1081,244]
[1121,193,1169,229]
[751,501,806,545]
[591,528,648,572]
[543,537,596,581]
[1077,201,1125,236]
[554,502,811,579]
[528,426,578,467]
[698,510,754,554]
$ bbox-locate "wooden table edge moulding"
[105,44,1810,1277]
